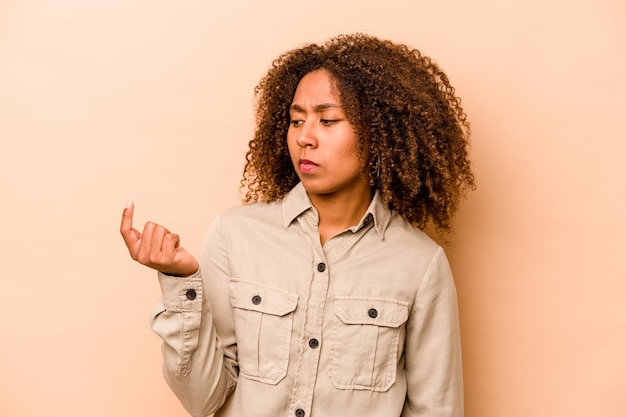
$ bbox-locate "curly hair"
[242,33,475,234]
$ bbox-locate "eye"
[320,119,338,126]
[290,119,304,127]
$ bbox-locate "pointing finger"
[120,200,135,235]
[120,200,141,255]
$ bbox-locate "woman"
[121,33,475,417]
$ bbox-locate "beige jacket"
[150,183,463,417]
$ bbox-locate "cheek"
[336,138,361,165]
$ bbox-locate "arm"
[402,247,464,417]
[120,202,237,416]
[154,215,239,416]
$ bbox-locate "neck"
[309,186,373,245]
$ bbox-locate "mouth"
[298,159,318,174]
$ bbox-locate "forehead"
[291,69,340,105]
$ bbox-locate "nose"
[295,121,318,148]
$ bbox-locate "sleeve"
[402,246,464,417]
[149,215,238,417]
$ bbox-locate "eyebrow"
[290,103,342,113]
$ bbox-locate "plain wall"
[1,0,625,416]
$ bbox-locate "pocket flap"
[335,296,409,328]
[229,279,298,316]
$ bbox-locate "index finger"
[120,200,135,235]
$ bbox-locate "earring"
[369,154,380,186]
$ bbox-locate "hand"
[120,200,199,277]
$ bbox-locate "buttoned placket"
[288,210,329,417]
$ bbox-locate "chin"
[299,180,334,196]
[302,186,331,196]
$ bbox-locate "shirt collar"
[282,182,313,227]
[282,182,391,240]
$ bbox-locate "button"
[317,262,326,272]
[252,295,262,305]
[295,409,305,417]
[185,289,197,300]
[368,308,378,319]
[308,338,319,349]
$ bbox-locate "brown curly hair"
[242,33,475,234]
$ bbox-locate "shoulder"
[379,211,452,280]
[386,212,441,254]
[206,199,285,241]
[219,199,282,224]
[201,200,284,254]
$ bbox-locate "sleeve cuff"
[157,270,203,312]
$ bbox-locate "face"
[287,70,370,201]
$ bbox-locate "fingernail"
[125,200,133,208]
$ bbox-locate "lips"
[298,159,318,173]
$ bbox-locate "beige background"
[1,0,625,416]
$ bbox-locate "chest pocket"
[330,296,409,391]
[229,279,298,385]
